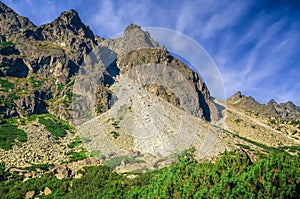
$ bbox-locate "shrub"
[38,114,73,140]
[0,122,27,150]
[66,150,88,162]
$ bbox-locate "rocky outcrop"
[227,91,300,120]
[143,83,181,107]
[50,157,102,179]
[116,47,212,120]
[37,9,99,55]
[101,24,160,55]
[0,2,35,35]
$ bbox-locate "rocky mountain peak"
[232,91,242,99]
[102,24,160,55]
[123,24,158,48]
[0,1,13,13]
[38,9,95,41]
[54,9,91,35]
[124,24,141,32]
[267,99,277,106]
[35,9,97,55]
[0,1,35,35]
[227,92,300,120]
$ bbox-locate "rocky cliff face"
[0,1,214,124]
[0,2,101,120]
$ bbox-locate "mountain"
[228,91,300,120]
[0,2,222,167]
[0,2,299,198]
[226,91,300,141]
[0,0,299,182]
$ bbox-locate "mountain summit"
[0,2,35,34]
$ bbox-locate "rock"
[127,150,140,158]
[0,2,35,35]
[120,159,129,167]
[108,152,117,158]
[54,165,71,179]
[116,48,212,121]
[24,172,32,178]
[25,190,35,199]
[0,56,29,77]
[44,187,52,195]
[74,172,83,179]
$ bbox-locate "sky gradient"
[2,0,300,105]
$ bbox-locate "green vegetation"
[0,41,14,47]
[1,93,20,109]
[0,149,299,198]
[234,118,241,123]
[30,78,43,88]
[0,162,5,182]
[39,117,66,139]
[290,120,300,129]
[0,79,14,92]
[90,150,106,159]
[279,145,300,153]
[103,155,144,169]
[236,143,251,150]
[24,164,54,172]
[38,114,74,140]
[0,122,27,150]
[67,137,82,148]
[96,102,104,113]
[57,83,63,91]
[62,91,79,106]
[222,128,286,154]
[269,119,276,125]
[110,131,120,139]
[66,150,88,162]
[66,78,75,87]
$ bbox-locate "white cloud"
[89,1,124,36]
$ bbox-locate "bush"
[66,150,88,162]
[0,122,27,150]
[0,162,5,181]
[68,137,82,148]
[0,150,299,198]
[38,114,74,140]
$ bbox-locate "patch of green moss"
[0,79,14,92]
[0,41,14,47]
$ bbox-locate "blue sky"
[2,0,300,105]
